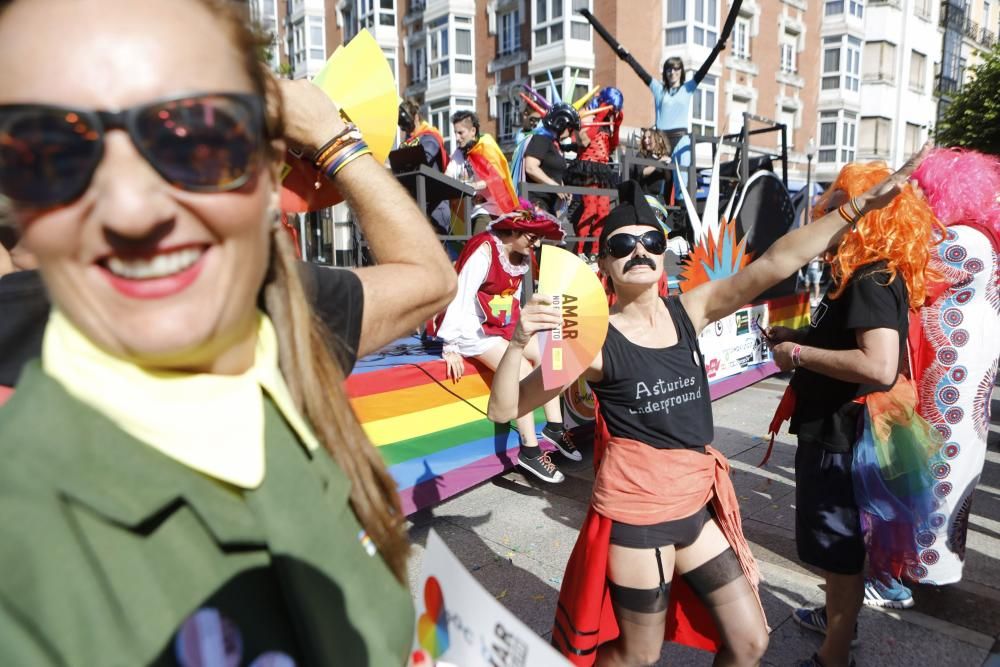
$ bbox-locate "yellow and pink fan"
[280,30,397,212]
[536,245,609,390]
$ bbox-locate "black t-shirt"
[589,297,714,450]
[524,134,567,213]
[0,262,365,388]
[789,261,908,452]
[0,270,48,387]
[631,163,669,197]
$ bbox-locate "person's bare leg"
[596,544,675,666]
[817,571,863,667]
[675,518,769,667]
[477,340,541,448]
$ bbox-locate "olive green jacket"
[0,363,414,666]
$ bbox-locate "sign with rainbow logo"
[412,530,570,666]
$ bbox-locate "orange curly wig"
[813,161,943,309]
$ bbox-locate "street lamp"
[805,138,816,226]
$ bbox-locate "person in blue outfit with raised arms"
[581,3,742,205]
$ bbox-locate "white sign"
[411,530,571,667]
[698,304,771,383]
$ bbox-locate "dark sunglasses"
[0,92,266,207]
[602,229,667,258]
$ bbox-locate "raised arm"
[279,79,457,358]
[680,142,932,333]
[578,8,654,86]
[620,49,654,87]
[692,0,744,84]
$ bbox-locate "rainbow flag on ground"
[345,339,542,515]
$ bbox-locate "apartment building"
[813,0,997,182]
[253,0,996,188]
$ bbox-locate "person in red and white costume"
[437,203,580,483]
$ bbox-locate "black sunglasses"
[602,229,667,258]
[0,92,266,207]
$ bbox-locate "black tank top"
[589,297,714,450]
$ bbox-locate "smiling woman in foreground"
[0,0,455,664]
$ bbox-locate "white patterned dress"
[909,224,999,584]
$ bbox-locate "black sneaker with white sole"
[517,451,565,483]
[540,425,582,462]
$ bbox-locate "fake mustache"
[624,256,657,272]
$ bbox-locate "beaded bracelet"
[323,140,371,180]
[791,344,803,368]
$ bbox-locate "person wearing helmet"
[522,102,581,215]
[566,87,624,256]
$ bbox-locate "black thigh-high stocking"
[598,548,671,667]
[682,549,769,667]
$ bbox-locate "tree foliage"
[936,43,1000,155]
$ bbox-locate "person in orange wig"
[765,160,942,667]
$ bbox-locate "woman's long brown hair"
[217,0,411,582]
[0,0,410,581]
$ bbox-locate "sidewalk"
[406,376,1000,666]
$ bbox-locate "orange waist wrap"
[591,437,761,595]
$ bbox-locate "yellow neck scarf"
[42,310,320,489]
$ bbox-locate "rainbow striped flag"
[346,339,542,515]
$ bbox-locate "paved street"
[406,375,1000,666]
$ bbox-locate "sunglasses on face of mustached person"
[0,92,266,207]
[601,229,667,259]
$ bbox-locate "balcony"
[935,73,961,96]
[939,2,998,49]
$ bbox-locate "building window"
[309,20,325,60]
[779,105,797,146]
[411,44,426,82]
[780,38,797,73]
[693,0,718,47]
[428,101,451,147]
[532,69,593,105]
[428,16,449,79]
[822,35,861,91]
[818,109,856,163]
[691,74,717,136]
[571,0,592,39]
[455,27,473,74]
[850,0,864,17]
[863,41,896,83]
[498,98,519,142]
[732,17,750,59]
[665,0,686,45]
[534,0,564,47]
[859,116,892,156]
[909,50,926,91]
[498,9,521,55]
[355,0,394,30]
[914,0,932,19]
[905,122,923,158]
[825,0,844,14]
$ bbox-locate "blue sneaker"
[793,606,859,647]
[863,577,914,609]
